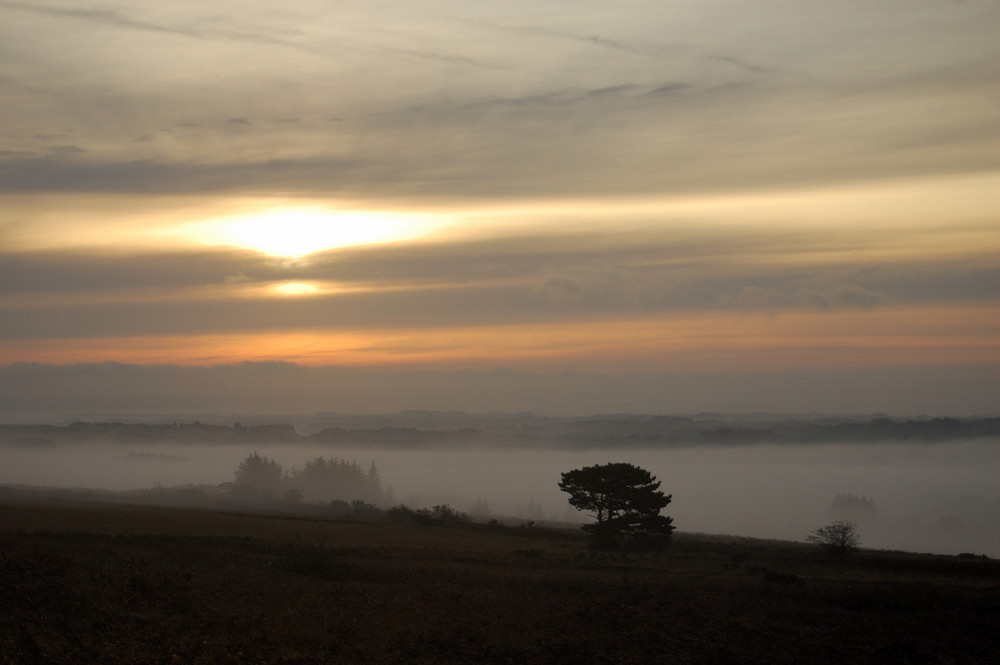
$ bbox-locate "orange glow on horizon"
[3,305,998,372]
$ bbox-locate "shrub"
[806,520,860,555]
[414,504,471,527]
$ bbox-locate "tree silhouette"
[559,462,674,549]
[233,451,283,496]
[806,520,860,555]
[287,456,384,504]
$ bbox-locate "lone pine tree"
[559,462,674,549]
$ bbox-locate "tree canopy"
[559,462,674,549]
[233,451,283,495]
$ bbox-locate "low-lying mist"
[2,438,998,558]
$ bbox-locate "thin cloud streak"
[0,1,336,56]
[2,306,998,375]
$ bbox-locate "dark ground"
[2,491,999,664]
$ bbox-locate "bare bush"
[807,520,860,555]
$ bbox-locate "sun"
[271,281,321,296]
[192,206,439,257]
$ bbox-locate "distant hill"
[3,414,999,449]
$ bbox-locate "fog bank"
[2,438,997,558]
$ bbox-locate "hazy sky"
[2,1,998,416]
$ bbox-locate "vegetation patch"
[2,493,999,664]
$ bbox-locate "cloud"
[224,272,253,284]
[379,45,506,71]
[0,248,271,295]
[2,2,995,201]
[1,0,997,400]
[2,78,994,201]
[0,2,199,38]
[0,1,326,54]
[643,83,691,97]
[2,361,998,419]
[0,156,361,194]
[48,145,88,155]
[706,54,770,74]
[480,22,654,57]
[2,226,998,343]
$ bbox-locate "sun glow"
[191,206,441,257]
[271,281,321,296]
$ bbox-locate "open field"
[2,490,999,664]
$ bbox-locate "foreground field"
[2,491,999,664]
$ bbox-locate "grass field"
[2,490,999,664]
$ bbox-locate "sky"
[1,0,999,418]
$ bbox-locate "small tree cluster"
[290,457,384,504]
[383,504,471,527]
[830,493,878,523]
[233,451,283,495]
[415,504,471,527]
[232,452,387,505]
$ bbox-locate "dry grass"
[2,492,999,664]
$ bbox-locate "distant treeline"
[540,415,1000,448]
[0,421,298,448]
[230,451,388,506]
[2,415,999,449]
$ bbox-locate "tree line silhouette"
[3,415,999,450]
[230,452,387,506]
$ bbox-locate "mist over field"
[2,420,998,558]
